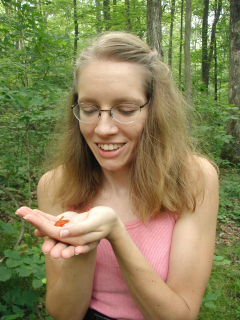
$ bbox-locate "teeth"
[98,143,123,151]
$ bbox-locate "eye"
[114,104,139,116]
[80,104,98,116]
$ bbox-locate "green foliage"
[0,0,239,319]
[193,93,240,162]
[0,245,48,319]
[198,235,240,319]
[218,169,240,225]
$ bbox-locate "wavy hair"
[48,32,204,221]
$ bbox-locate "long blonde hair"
[48,32,203,221]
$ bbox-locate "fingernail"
[42,252,48,255]
[23,216,28,220]
[50,256,57,260]
[60,230,69,237]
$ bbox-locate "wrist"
[106,217,127,245]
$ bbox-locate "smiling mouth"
[97,143,125,151]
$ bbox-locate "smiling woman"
[15,31,219,320]
[77,59,148,174]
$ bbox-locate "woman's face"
[77,59,148,173]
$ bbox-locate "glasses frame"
[71,101,149,124]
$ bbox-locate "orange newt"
[55,216,70,227]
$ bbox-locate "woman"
[16,32,219,320]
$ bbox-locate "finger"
[35,229,46,237]
[50,242,69,259]
[42,237,58,254]
[74,241,99,255]
[60,214,102,238]
[58,231,103,247]
[21,213,60,239]
[17,207,60,226]
[16,206,34,217]
[61,246,76,259]
[32,209,57,222]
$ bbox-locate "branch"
[15,132,45,160]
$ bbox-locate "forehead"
[76,60,149,106]
[78,59,147,87]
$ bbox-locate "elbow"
[46,296,89,320]
[46,298,62,320]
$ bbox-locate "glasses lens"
[112,104,141,123]
[72,104,80,120]
[73,104,99,122]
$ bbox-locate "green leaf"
[0,304,8,312]
[23,257,34,264]
[32,278,43,289]
[6,258,22,268]
[0,266,12,281]
[18,115,30,123]
[21,290,39,307]
[16,266,32,277]
[12,305,25,317]
[205,290,221,301]
[235,279,240,287]
[0,221,15,234]
[1,315,21,320]
[213,255,231,265]
[204,301,216,309]
[4,249,21,260]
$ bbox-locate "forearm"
[46,249,97,320]
[109,224,194,320]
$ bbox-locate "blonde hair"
[48,32,203,221]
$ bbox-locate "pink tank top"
[69,207,178,320]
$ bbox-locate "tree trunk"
[214,0,218,100]
[221,0,240,163]
[103,0,111,30]
[202,0,209,91]
[96,0,102,35]
[179,0,184,90]
[168,0,175,68]
[147,0,163,58]
[184,0,192,104]
[73,0,78,57]
[202,0,222,92]
[125,0,131,31]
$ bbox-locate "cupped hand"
[16,206,124,256]
[16,206,78,238]
[58,206,124,246]
[42,237,99,259]
[16,207,98,259]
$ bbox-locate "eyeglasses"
[71,101,148,124]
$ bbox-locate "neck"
[101,167,131,195]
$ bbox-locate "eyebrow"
[78,97,145,106]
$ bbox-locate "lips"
[97,143,125,151]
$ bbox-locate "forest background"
[0,0,239,319]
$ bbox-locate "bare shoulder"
[194,156,219,202]
[195,156,218,181]
[182,155,219,226]
[37,168,65,216]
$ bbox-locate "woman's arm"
[37,172,97,320]
[108,158,218,320]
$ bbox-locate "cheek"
[79,123,95,139]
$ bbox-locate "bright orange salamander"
[54,216,70,227]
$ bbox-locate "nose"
[94,110,119,136]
